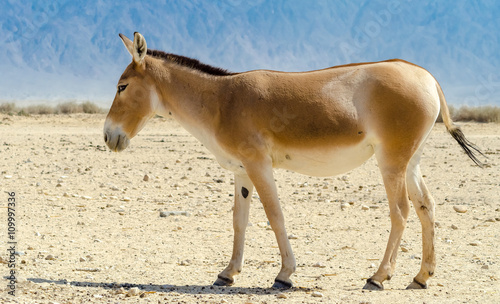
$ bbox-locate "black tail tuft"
[448,127,486,168]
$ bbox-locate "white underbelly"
[273,140,375,177]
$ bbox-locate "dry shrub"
[436,105,500,123]
[81,101,105,114]
[23,105,55,115]
[453,106,500,123]
[0,103,18,114]
[56,102,82,114]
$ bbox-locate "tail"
[436,83,485,167]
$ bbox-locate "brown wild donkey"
[104,32,484,290]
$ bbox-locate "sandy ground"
[0,114,498,304]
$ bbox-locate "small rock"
[82,196,92,200]
[160,211,190,217]
[288,234,299,240]
[127,287,141,297]
[122,197,131,202]
[94,239,103,243]
[312,262,326,268]
[437,283,444,287]
[485,218,495,223]
[56,183,63,187]
[453,206,467,213]
[361,205,370,211]
[276,293,288,299]
[400,246,409,252]
[369,205,380,209]
[451,224,458,230]
[79,257,86,262]
[4,175,12,179]
[311,291,323,297]
[340,203,349,210]
[482,265,489,269]
[143,174,150,181]
[45,255,56,260]
[179,260,190,266]
[469,241,481,246]
[369,263,376,268]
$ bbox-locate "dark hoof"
[213,275,234,286]
[406,278,428,289]
[363,278,384,291]
[272,278,293,289]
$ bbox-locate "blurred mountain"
[1,0,499,107]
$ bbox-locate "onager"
[104,32,483,290]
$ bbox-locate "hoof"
[272,278,293,289]
[213,275,234,286]
[363,278,384,291]
[406,279,427,289]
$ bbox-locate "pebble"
[340,202,349,210]
[400,246,409,252]
[4,175,12,179]
[288,234,299,240]
[311,291,324,297]
[453,206,467,213]
[361,205,370,211]
[82,196,92,200]
[469,241,481,246]
[79,257,86,262]
[122,197,131,202]
[276,293,288,299]
[75,268,101,272]
[143,174,150,181]
[451,224,458,230]
[127,287,141,297]
[312,262,326,268]
[482,265,489,269]
[45,255,56,260]
[485,218,495,223]
[160,211,190,217]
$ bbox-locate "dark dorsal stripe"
[147,49,235,76]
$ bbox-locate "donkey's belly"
[274,140,375,177]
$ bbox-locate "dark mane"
[147,49,235,76]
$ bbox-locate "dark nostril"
[104,132,108,143]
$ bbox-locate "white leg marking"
[215,174,254,285]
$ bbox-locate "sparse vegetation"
[0,102,499,122]
[0,101,106,115]
[436,105,500,123]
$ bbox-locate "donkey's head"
[104,32,161,152]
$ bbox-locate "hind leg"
[364,148,411,290]
[406,148,436,289]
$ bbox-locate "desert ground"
[0,114,498,303]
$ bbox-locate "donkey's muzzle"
[103,128,130,152]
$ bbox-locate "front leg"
[214,174,254,286]
[244,156,296,289]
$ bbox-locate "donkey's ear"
[119,33,134,56]
[132,32,147,64]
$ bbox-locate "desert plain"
[0,114,499,303]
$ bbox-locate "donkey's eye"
[117,84,128,93]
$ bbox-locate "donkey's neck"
[149,62,233,157]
